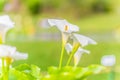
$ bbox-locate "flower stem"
[66,44,80,66]
[2,58,7,80]
[2,58,5,75]
[66,51,74,66]
[1,58,10,80]
[5,64,9,80]
[59,43,65,69]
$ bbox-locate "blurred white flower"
[0,15,14,27]
[65,43,72,54]
[0,15,14,42]
[74,48,90,66]
[72,33,97,47]
[47,19,79,45]
[48,19,79,33]
[0,45,28,61]
[101,55,116,67]
[65,43,90,66]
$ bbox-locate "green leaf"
[9,68,33,80]
[87,65,105,74]
[74,67,89,79]
[75,65,105,79]
[47,66,86,80]
[31,65,41,79]
[48,66,59,74]
[42,65,104,80]
[15,64,31,73]
[13,64,41,80]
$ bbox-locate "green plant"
[0,16,104,80]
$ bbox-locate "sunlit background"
[1,0,120,80]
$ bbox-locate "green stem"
[1,58,10,80]
[66,44,80,66]
[2,58,7,80]
[66,51,74,66]
[59,43,65,69]
[2,58,5,75]
[5,64,9,80]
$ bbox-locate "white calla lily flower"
[48,19,79,45]
[0,15,14,42]
[0,45,28,61]
[101,55,116,67]
[73,33,97,47]
[48,19,79,33]
[74,48,90,66]
[65,43,73,54]
[47,19,80,69]
[0,15,14,27]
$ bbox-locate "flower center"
[64,25,68,31]
[6,57,13,65]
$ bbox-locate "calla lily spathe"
[0,15,14,43]
[65,43,72,54]
[74,48,90,66]
[48,19,79,33]
[0,45,28,61]
[47,19,80,69]
[48,19,79,45]
[72,33,97,47]
[0,15,14,27]
[65,43,90,66]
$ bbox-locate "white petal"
[101,55,116,66]
[48,19,79,33]
[0,45,28,61]
[74,48,90,66]
[0,45,16,54]
[48,19,68,32]
[0,45,16,57]
[12,52,28,60]
[0,15,14,42]
[73,33,97,47]
[0,15,14,28]
[65,43,73,54]
[66,22,79,33]
[77,48,90,54]
[62,32,70,45]
[0,48,9,57]
[40,19,50,28]
[48,19,57,26]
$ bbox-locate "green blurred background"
[1,0,120,80]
